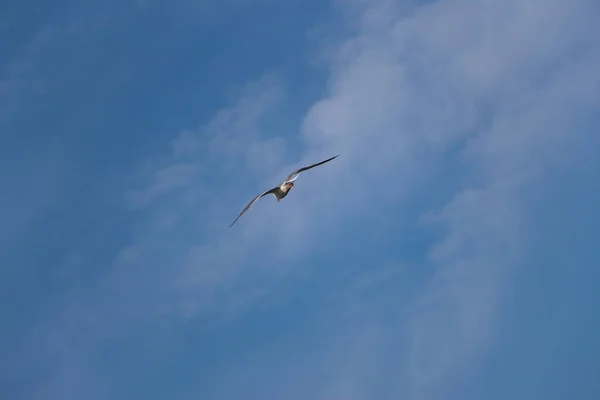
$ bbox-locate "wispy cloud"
[11,73,291,397]
[287,0,599,398]
[127,163,202,208]
[6,0,600,398]
[174,0,599,398]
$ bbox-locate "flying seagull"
[230,154,339,227]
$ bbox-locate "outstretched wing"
[230,187,279,227]
[284,155,339,183]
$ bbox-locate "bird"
[230,154,339,227]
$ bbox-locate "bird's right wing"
[230,187,279,227]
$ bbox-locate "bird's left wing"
[230,186,279,227]
[284,154,339,183]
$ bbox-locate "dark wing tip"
[230,215,242,227]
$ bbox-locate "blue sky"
[2,0,600,399]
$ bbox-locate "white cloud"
[15,0,600,398]
[107,0,600,395]
[170,0,599,398]
[276,0,599,398]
